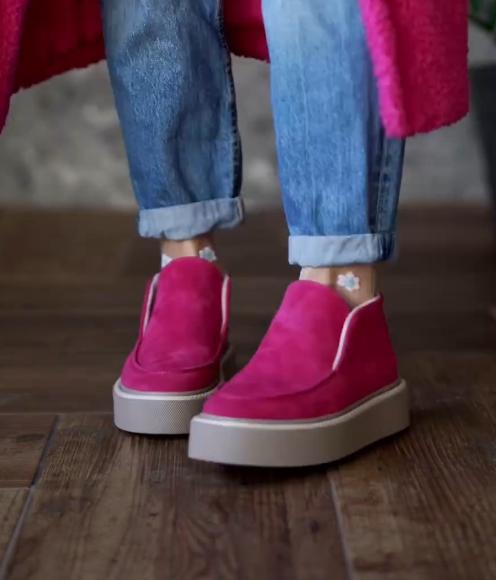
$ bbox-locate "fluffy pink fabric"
[359,0,469,137]
[0,0,468,138]
[0,0,27,131]
[224,0,269,61]
[0,0,268,133]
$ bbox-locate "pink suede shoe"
[189,281,409,466]
[113,257,235,435]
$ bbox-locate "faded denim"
[102,0,405,266]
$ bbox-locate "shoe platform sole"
[113,348,236,435]
[188,379,409,467]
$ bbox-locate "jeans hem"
[138,198,244,239]
[289,233,396,267]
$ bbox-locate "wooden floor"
[0,205,495,580]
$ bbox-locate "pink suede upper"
[121,258,230,393]
[0,0,468,138]
[204,282,399,421]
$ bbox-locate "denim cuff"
[289,233,396,267]
[139,198,244,239]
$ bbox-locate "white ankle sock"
[161,246,218,268]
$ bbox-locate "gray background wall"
[0,25,495,211]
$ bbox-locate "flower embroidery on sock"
[337,272,360,292]
[199,247,217,262]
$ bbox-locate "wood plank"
[284,469,348,580]
[0,312,136,413]
[0,205,493,281]
[331,352,496,580]
[0,489,28,562]
[5,414,347,580]
[389,311,496,353]
[0,207,289,281]
[0,209,147,281]
[0,357,117,413]
[0,281,145,313]
[0,206,495,579]
[0,415,55,488]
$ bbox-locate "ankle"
[161,235,215,258]
[160,235,223,270]
[300,265,377,307]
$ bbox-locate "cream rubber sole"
[113,348,236,435]
[188,379,409,467]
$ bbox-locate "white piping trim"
[332,295,381,371]
[197,379,407,430]
[143,273,160,332]
[220,275,230,337]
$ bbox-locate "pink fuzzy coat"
[0,0,468,138]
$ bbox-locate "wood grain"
[0,206,495,579]
[0,415,55,488]
[5,414,347,580]
[332,352,496,580]
[0,209,145,281]
[284,468,348,580]
[0,489,28,563]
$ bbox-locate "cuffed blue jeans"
[102,0,405,267]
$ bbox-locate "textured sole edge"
[188,380,410,467]
[113,348,236,435]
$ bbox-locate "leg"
[102,0,243,243]
[188,0,409,467]
[263,0,404,305]
[103,0,238,434]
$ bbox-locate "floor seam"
[330,474,357,580]
[30,415,60,487]
[0,415,60,580]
